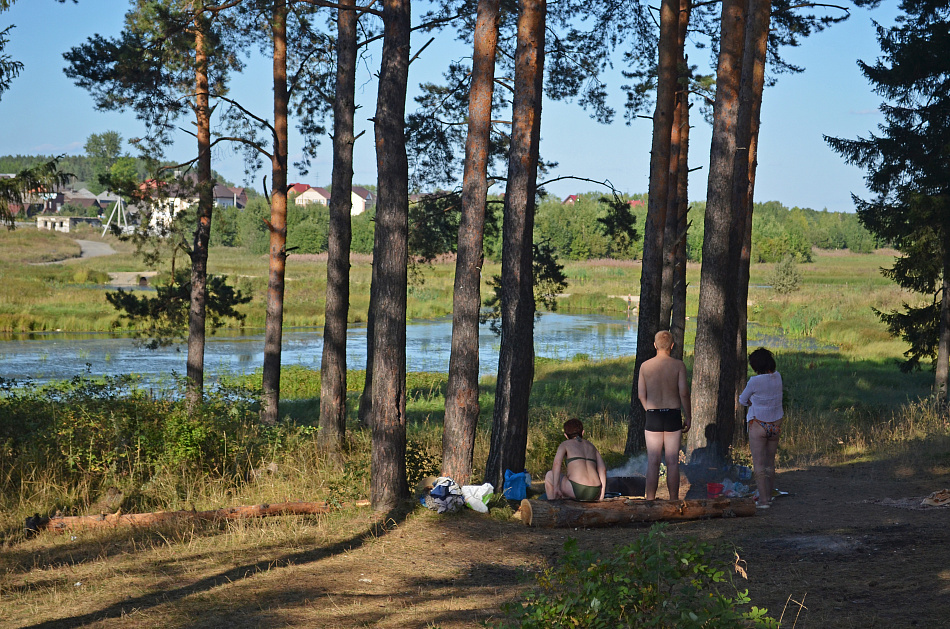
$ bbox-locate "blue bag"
[503,469,530,500]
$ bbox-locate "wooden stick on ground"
[27,500,370,534]
[517,496,756,528]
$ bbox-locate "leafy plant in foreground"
[497,525,776,628]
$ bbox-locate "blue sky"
[0,0,899,212]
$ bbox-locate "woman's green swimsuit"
[565,456,602,501]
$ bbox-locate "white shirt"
[738,371,784,423]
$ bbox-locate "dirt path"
[288,462,948,629]
[290,461,949,629]
[31,238,117,265]
[73,239,117,259]
[6,456,945,629]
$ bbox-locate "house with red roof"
[287,183,311,195]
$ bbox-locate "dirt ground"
[3,455,948,629]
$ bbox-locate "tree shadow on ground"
[17,503,413,629]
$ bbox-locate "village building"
[294,186,331,206]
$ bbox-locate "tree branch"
[537,175,621,194]
[294,0,383,18]
[788,2,850,13]
[216,94,277,136]
[158,157,200,173]
[203,0,244,14]
[209,135,272,160]
[494,78,514,93]
[409,37,434,65]
[287,41,329,98]
[358,12,466,48]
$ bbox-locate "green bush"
[769,255,803,295]
[497,525,776,629]
[71,268,110,284]
[405,439,441,487]
[351,209,376,254]
[0,376,269,494]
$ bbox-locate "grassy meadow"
[1,228,948,627]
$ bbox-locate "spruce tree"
[826,0,950,399]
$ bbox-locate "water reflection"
[0,313,639,385]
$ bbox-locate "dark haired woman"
[739,347,784,509]
[544,418,607,501]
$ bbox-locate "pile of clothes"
[420,477,494,514]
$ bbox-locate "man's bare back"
[638,330,691,500]
[638,353,690,417]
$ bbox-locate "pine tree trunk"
[442,0,500,486]
[262,2,289,426]
[935,246,950,402]
[370,0,411,512]
[625,0,679,454]
[670,86,690,361]
[186,19,213,410]
[358,287,376,428]
[733,0,771,444]
[659,0,691,333]
[715,0,767,451]
[484,0,545,491]
[688,0,747,453]
[318,0,357,451]
[659,90,683,329]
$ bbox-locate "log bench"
[516,496,756,528]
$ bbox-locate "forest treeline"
[211,190,878,262]
[3,149,875,263]
[533,193,879,263]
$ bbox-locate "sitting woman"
[544,418,607,502]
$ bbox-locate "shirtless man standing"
[638,330,691,500]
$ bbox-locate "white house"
[351,186,375,215]
[139,180,198,230]
[213,184,247,208]
[295,186,331,206]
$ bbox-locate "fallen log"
[26,500,370,534]
[517,496,756,528]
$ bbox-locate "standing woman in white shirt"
[739,348,784,509]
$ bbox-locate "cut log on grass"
[518,496,756,528]
[26,500,370,534]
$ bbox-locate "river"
[0,312,640,386]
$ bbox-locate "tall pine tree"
[826,0,950,400]
[65,0,244,408]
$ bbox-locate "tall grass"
[782,397,950,470]
[0,227,81,263]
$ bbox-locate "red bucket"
[707,482,724,499]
